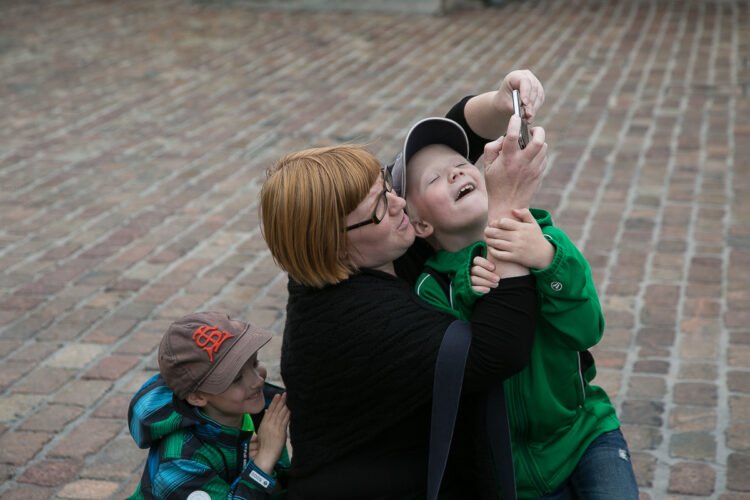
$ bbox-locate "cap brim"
[396,117,469,198]
[197,322,272,395]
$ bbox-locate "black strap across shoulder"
[427,320,517,500]
[428,320,471,500]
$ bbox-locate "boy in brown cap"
[127,311,290,499]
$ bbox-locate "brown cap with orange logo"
[158,311,272,400]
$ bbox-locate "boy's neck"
[428,223,486,253]
[199,407,244,429]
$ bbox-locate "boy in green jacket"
[392,116,638,499]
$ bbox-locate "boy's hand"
[248,433,260,460]
[485,208,555,270]
[470,256,500,294]
[253,393,290,475]
[495,70,545,124]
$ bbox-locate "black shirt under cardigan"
[281,268,536,499]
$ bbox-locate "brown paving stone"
[621,401,664,427]
[727,453,750,492]
[0,339,22,357]
[673,382,718,407]
[10,341,62,362]
[730,396,750,424]
[92,394,131,419]
[0,361,35,391]
[83,355,140,380]
[590,349,626,369]
[0,486,56,500]
[683,297,721,318]
[0,431,51,465]
[120,473,143,499]
[17,459,85,487]
[633,359,669,374]
[730,331,750,345]
[621,425,662,451]
[637,326,676,348]
[114,330,162,356]
[49,419,124,460]
[627,375,667,400]
[728,420,750,452]
[51,379,112,407]
[58,479,121,499]
[667,462,715,496]
[631,452,657,488]
[640,305,676,326]
[80,436,147,480]
[670,432,716,460]
[669,406,717,433]
[678,362,718,381]
[729,371,750,394]
[0,394,45,422]
[14,367,77,394]
[19,404,84,432]
[0,462,15,481]
[730,345,750,368]
[132,285,180,304]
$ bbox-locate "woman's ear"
[412,219,434,239]
[186,392,208,407]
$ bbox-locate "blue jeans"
[533,429,639,500]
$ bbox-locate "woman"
[260,86,547,498]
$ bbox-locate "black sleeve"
[445,95,490,164]
[393,236,435,286]
[464,274,536,389]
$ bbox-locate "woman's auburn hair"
[260,144,382,288]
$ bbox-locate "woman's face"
[345,173,415,274]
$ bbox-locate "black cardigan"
[281,268,535,497]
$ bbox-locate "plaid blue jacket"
[128,374,289,500]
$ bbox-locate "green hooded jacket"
[415,208,620,498]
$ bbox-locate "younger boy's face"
[406,144,488,236]
[199,354,267,427]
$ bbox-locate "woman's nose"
[387,190,406,211]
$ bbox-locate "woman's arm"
[464,69,545,138]
[444,70,544,163]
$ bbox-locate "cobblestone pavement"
[0,0,748,498]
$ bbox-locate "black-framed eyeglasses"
[345,168,393,231]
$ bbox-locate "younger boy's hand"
[495,70,545,124]
[248,433,260,460]
[470,256,501,294]
[253,393,290,475]
[485,208,555,270]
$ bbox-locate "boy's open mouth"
[456,184,475,201]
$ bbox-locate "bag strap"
[427,323,518,500]
[427,319,471,500]
[486,382,517,500]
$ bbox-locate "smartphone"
[512,89,530,149]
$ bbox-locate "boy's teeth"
[456,185,474,200]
